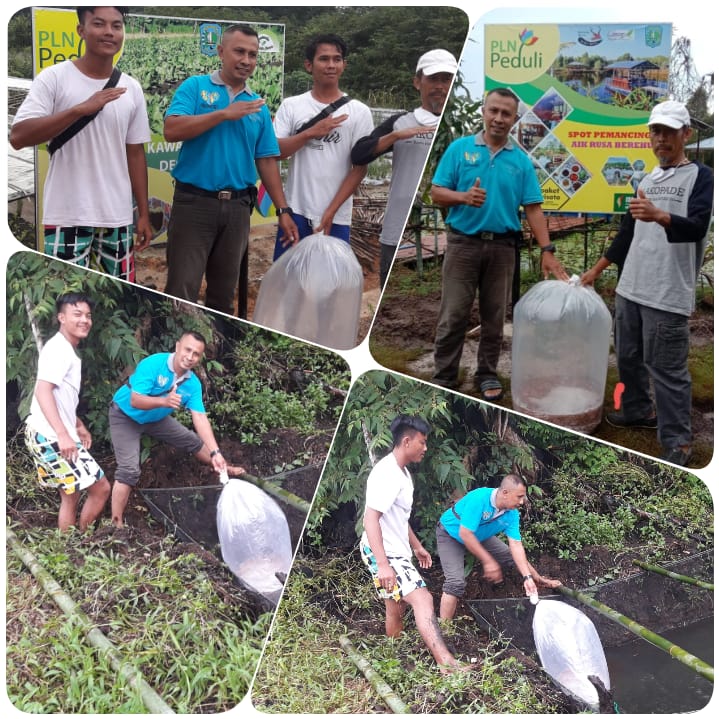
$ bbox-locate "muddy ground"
[370,260,714,468]
[135,215,383,345]
[7,425,331,618]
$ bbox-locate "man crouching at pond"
[108,331,246,528]
[436,473,561,618]
[360,415,469,673]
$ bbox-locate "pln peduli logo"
[486,24,560,84]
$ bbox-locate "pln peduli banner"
[484,23,672,214]
[30,8,285,248]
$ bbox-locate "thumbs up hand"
[628,188,661,223]
[464,177,487,207]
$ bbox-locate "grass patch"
[6,525,270,713]
[5,442,271,714]
[252,552,566,714]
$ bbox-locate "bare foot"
[226,465,246,477]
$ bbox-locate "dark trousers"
[165,187,252,315]
[614,295,692,449]
[433,232,516,387]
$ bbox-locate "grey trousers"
[109,402,203,487]
[436,521,514,598]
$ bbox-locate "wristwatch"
[210,449,222,458]
[523,574,533,581]
[540,243,556,253]
[276,206,293,216]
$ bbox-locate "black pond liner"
[466,550,714,710]
[138,465,317,612]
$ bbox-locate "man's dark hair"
[77,7,129,24]
[485,87,520,107]
[221,24,259,42]
[56,292,94,314]
[305,34,348,62]
[180,330,207,346]
[501,473,527,490]
[390,414,431,447]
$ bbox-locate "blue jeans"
[273,212,350,261]
[433,232,516,387]
[614,295,692,449]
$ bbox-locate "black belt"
[174,180,254,201]
[448,226,521,242]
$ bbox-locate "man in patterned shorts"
[10,7,152,281]
[25,292,111,531]
[360,415,467,673]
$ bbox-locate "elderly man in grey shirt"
[352,49,458,287]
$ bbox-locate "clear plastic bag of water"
[511,276,612,433]
[253,233,363,350]
[216,478,292,605]
[533,599,610,710]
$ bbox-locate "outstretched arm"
[190,411,227,473]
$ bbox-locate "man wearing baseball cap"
[351,49,458,286]
[581,100,714,466]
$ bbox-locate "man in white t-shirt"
[272,33,374,260]
[10,6,152,282]
[24,292,111,531]
[360,415,467,673]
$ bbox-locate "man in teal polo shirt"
[436,473,561,619]
[163,24,298,316]
[431,88,568,401]
[108,331,244,528]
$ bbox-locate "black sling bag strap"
[295,95,352,134]
[47,67,122,156]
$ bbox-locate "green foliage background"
[306,370,712,560]
[8,6,470,111]
[6,251,350,453]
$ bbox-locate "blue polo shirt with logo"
[432,133,543,235]
[113,352,205,424]
[439,487,522,544]
[167,71,280,192]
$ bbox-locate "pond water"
[605,617,713,713]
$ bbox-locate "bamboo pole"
[7,528,176,714]
[632,559,714,590]
[339,635,409,713]
[240,473,311,514]
[556,585,713,683]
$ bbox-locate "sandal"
[478,378,504,402]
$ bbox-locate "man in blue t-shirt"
[436,473,560,619]
[108,331,245,528]
[163,24,299,317]
[431,88,568,401]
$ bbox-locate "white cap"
[416,48,458,76]
[647,100,690,129]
